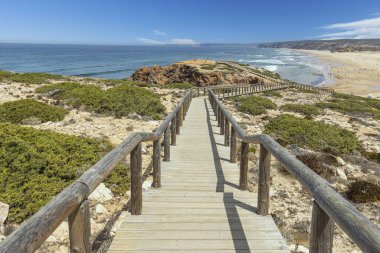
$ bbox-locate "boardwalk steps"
[108,97,289,252]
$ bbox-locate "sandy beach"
[298,50,380,97]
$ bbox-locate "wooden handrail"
[208,89,380,253]
[0,90,192,253]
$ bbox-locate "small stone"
[335,183,348,192]
[142,181,152,191]
[126,126,134,131]
[95,204,108,214]
[297,245,309,253]
[335,156,346,166]
[128,112,142,120]
[0,202,9,234]
[336,168,347,180]
[56,245,69,253]
[89,183,113,203]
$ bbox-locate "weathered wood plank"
[130,143,142,215]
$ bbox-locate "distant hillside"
[258,39,380,52]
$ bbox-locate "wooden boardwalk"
[108,97,289,252]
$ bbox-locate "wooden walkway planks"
[108,97,289,252]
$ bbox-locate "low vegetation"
[346,181,380,203]
[264,114,361,154]
[164,82,193,89]
[0,99,68,124]
[317,92,380,118]
[0,123,129,222]
[262,91,283,98]
[295,88,319,94]
[280,104,320,116]
[200,64,217,71]
[251,68,281,79]
[233,95,277,116]
[0,70,66,84]
[36,82,165,119]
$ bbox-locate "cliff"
[258,39,380,52]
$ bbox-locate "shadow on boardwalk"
[204,98,259,252]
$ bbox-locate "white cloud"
[136,37,199,45]
[318,17,380,40]
[152,29,166,36]
[136,37,165,45]
[169,38,199,45]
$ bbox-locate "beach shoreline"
[296,49,380,97]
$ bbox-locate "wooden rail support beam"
[130,143,142,215]
[224,118,230,146]
[69,199,91,253]
[164,126,171,161]
[310,201,334,253]
[176,111,180,135]
[257,144,271,215]
[239,142,249,190]
[152,139,161,188]
[230,127,237,163]
[170,118,176,145]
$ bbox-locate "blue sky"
[1,0,380,44]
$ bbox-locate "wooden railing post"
[239,142,248,190]
[152,139,161,188]
[176,111,180,135]
[230,127,237,163]
[310,201,334,253]
[224,118,230,146]
[130,143,142,215]
[69,199,91,253]
[180,106,184,126]
[164,126,170,161]
[216,106,220,126]
[171,118,176,145]
[220,113,225,135]
[257,144,271,215]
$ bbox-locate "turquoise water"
[0,43,331,85]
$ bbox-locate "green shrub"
[0,123,129,222]
[0,99,68,124]
[0,70,66,84]
[346,181,380,203]
[296,88,319,94]
[262,91,283,98]
[250,68,281,79]
[264,114,361,154]
[200,64,216,71]
[165,82,193,89]
[36,82,165,119]
[280,104,320,116]
[101,79,154,87]
[234,95,277,116]
[318,92,380,118]
[361,150,380,163]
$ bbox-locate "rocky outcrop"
[130,63,261,87]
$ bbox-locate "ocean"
[0,43,332,86]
